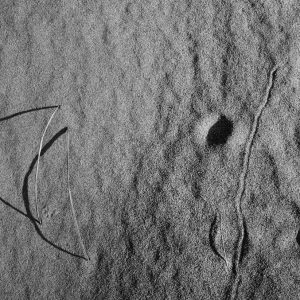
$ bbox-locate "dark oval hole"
[206,115,233,147]
[296,229,300,247]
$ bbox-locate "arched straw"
[67,130,90,261]
[35,105,60,225]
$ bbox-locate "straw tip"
[35,218,42,225]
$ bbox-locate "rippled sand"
[0,1,299,299]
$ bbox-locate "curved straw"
[35,106,60,225]
[67,130,90,261]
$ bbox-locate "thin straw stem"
[67,130,90,261]
[35,106,60,225]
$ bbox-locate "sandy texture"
[0,0,300,299]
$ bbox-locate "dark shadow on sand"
[0,105,60,122]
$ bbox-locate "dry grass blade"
[35,106,60,225]
[67,130,90,261]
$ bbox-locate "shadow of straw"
[0,105,60,122]
[21,126,87,260]
[0,196,30,219]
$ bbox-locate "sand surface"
[0,1,300,299]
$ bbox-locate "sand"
[0,1,300,299]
